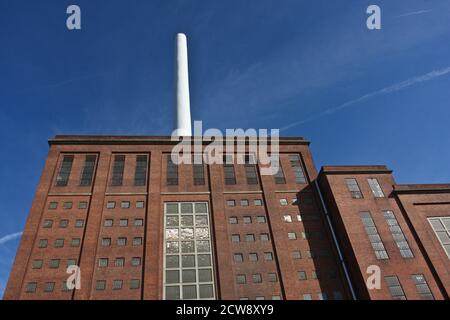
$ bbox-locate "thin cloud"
[0,232,22,245]
[396,9,432,18]
[281,66,450,131]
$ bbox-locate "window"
[252,273,262,283]
[264,252,273,261]
[345,178,363,199]
[113,280,123,290]
[106,201,116,209]
[59,219,69,228]
[257,216,266,223]
[67,259,77,267]
[298,271,307,280]
[279,199,288,206]
[117,237,127,246]
[32,260,43,269]
[167,155,178,185]
[227,200,235,207]
[411,274,434,300]
[98,258,108,267]
[56,155,74,186]
[231,234,240,243]
[102,237,111,246]
[104,219,113,227]
[272,295,281,300]
[243,216,252,224]
[249,253,258,262]
[79,155,96,186]
[25,282,37,293]
[360,211,389,260]
[283,215,292,223]
[288,232,297,240]
[44,282,55,293]
[95,280,106,290]
[244,155,258,185]
[289,154,306,183]
[54,239,64,248]
[75,219,84,228]
[131,257,141,266]
[38,239,48,248]
[245,234,255,242]
[274,162,286,184]
[223,155,236,185]
[163,202,215,299]
[234,253,243,262]
[303,294,312,300]
[236,275,246,284]
[49,259,60,269]
[240,199,249,206]
[255,296,265,300]
[111,155,125,186]
[193,154,205,185]
[133,237,143,246]
[130,279,140,289]
[134,155,148,186]
[134,219,144,226]
[260,233,269,241]
[385,276,406,300]
[121,201,130,209]
[119,219,128,227]
[48,202,58,209]
[368,178,384,198]
[136,201,145,208]
[428,217,450,259]
[268,273,277,282]
[115,257,125,267]
[78,201,88,209]
[292,250,301,259]
[71,238,80,247]
[229,216,238,224]
[383,211,413,258]
[43,219,53,228]
[63,201,73,209]
[254,199,262,206]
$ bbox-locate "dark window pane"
[80,155,96,186]
[134,155,148,186]
[111,155,125,186]
[56,155,74,186]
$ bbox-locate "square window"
[48,202,58,210]
[67,259,77,267]
[44,282,55,292]
[115,258,125,267]
[165,286,180,299]
[102,238,111,246]
[257,216,266,223]
[99,258,108,267]
[54,239,64,248]
[198,269,212,282]
[229,216,238,224]
[283,215,292,223]
[252,273,262,283]
[227,200,236,207]
[182,270,196,283]
[243,216,252,224]
[63,202,72,209]
[288,232,297,240]
[182,255,195,267]
[134,219,144,226]
[78,201,88,209]
[59,219,69,228]
[260,233,269,241]
[136,201,145,208]
[71,238,80,247]
[43,219,53,228]
[268,273,277,282]
[166,203,179,214]
[96,280,106,290]
[49,259,60,269]
[133,237,143,246]
[183,285,197,299]
[117,237,127,246]
[292,250,301,259]
[166,255,179,268]
[113,280,123,290]
[279,199,288,206]
[119,219,128,227]
[166,270,180,284]
[264,252,273,261]
[25,282,37,293]
[234,253,243,262]
[121,201,130,209]
[199,284,214,299]
[131,257,141,266]
[240,199,249,206]
[236,275,246,284]
[106,201,116,209]
[38,239,48,248]
[75,219,84,228]
[298,271,307,280]
[198,254,211,267]
[32,260,43,269]
[245,234,255,242]
[130,279,140,289]
[104,219,113,227]
[249,253,258,262]
[231,234,240,242]
[254,199,262,206]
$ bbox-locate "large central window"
[163,202,215,300]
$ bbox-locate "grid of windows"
[79,155,96,186]
[411,274,434,300]
[56,155,74,186]
[134,155,148,186]
[167,155,178,186]
[360,211,389,260]
[385,276,406,300]
[164,202,215,300]
[223,155,236,185]
[111,155,125,186]
[367,178,384,198]
[288,154,306,183]
[428,217,450,259]
[193,154,205,185]
[345,178,363,199]
[383,211,413,258]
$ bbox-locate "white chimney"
[174,33,192,136]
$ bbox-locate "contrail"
[396,9,432,18]
[281,66,450,131]
[0,232,22,245]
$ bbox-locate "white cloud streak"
[281,66,450,131]
[396,9,433,18]
[0,232,23,245]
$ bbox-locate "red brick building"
[3,135,450,300]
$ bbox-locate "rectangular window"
[292,250,301,259]
[59,219,69,228]
[106,201,116,209]
[240,199,249,206]
[254,199,262,206]
[193,154,205,185]
[54,239,64,248]
[236,275,246,284]
[252,274,262,283]
[75,219,84,228]
[229,216,238,224]
[264,252,273,261]
[48,202,58,210]
[104,219,113,227]
[131,257,141,266]
[385,276,406,300]
[98,258,108,267]
[163,202,216,300]
[32,260,43,269]
[298,271,307,280]
[56,155,74,186]
[63,201,72,209]
[243,216,252,224]
[49,259,60,269]
[288,232,297,240]
[25,282,37,293]
[44,282,55,293]
[134,155,148,186]
[289,154,306,183]
[38,239,48,248]
[368,178,384,198]
[78,201,88,209]
[133,237,143,246]
[223,155,236,185]
[167,155,178,186]
[274,162,286,184]
[268,273,278,282]
[102,238,111,246]
[119,219,128,227]
[257,216,266,223]
[115,257,125,267]
[428,217,450,259]
[226,200,235,207]
[234,253,243,262]
[245,234,255,242]
[360,211,389,260]
[43,219,53,228]
[136,201,145,208]
[130,279,140,289]
[244,155,258,185]
[117,237,127,246]
[134,219,144,226]
[71,238,80,247]
[231,234,240,243]
[121,201,130,209]
[249,253,258,262]
[412,274,434,300]
[113,280,123,290]
[346,178,363,199]
[111,155,125,186]
[383,211,413,258]
[260,233,269,241]
[79,155,96,186]
[95,280,106,290]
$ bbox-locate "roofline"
[393,184,450,194]
[319,165,392,175]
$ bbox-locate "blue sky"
[1,0,450,296]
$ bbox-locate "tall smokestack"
[174,33,192,136]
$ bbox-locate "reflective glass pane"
[198,254,211,267]
[181,241,195,253]
[182,269,196,283]
[166,229,179,240]
[195,203,207,213]
[166,255,179,268]
[180,203,193,213]
[182,255,195,267]
[166,241,179,253]
[166,270,179,284]
[183,285,197,299]
[199,269,212,282]
[197,241,210,252]
[181,216,194,226]
[166,216,179,227]
[166,203,179,214]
